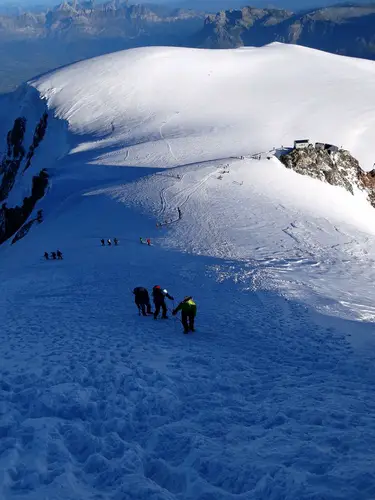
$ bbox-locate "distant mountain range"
[0,1,205,42]
[2,2,375,93]
[193,4,375,60]
[155,0,375,10]
[0,1,205,93]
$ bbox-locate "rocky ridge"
[280,145,375,209]
[0,114,49,245]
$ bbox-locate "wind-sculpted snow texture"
[1,44,375,500]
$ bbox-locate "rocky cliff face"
[280,146,375,208]
[195,7,291,48]
[0,114,49,245]
[194,4,375,60]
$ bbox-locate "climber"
[152,285,174,320]
[140,237,144,244]
[147,238,151,246]
[101,239,105,246]
[173,296,197,334]
[44,252,49,260]
[114,238,118,246]
[51,252,56,260]
[56,250,63,260]
[107,239,112,246]
[133,287,152,316]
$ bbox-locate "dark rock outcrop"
[7,117,26,158]
[24,112,48,172]
[0,117,27,202]
[358,169,375,208]
[280,145,375,208]
[11,217,39,244]
[0,112,49,244]
[0,168,48,245]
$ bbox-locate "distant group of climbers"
[100,237,153,246]
[101,238,118,246]
[44,250,63,260]
[40,199,193,332]
[133,285,197,334]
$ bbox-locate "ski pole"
[172,300,178,331]
[172,313,183,330]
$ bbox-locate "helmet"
[154,285,160,289]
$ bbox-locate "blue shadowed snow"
[1,189,375,500]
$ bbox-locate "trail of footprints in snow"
[2,257,375,498]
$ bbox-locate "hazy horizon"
[0,0,372,9]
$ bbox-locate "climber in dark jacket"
[133,287,152,316]
[152,285,174,319]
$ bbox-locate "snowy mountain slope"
[30,43,375,173]
[93,155,375,323]
[2,161,375,500]
[1,44,375,499]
